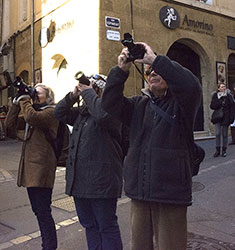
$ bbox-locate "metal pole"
[31,0,34,83]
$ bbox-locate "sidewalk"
[0,139,131,250]
[1,138,235,249]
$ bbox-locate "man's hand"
[118,48,132,72]
[134,42,157,65]
[78,82,93,92]
[71,81,93,98]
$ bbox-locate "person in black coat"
[54,75,123,250]
[210,83,234,157]
[102,43,202,250]
[229,83,235,145]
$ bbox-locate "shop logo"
[159,6,180,30]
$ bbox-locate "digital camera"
[74,72,106,89]
[121,33,146,62]
[13,76,37,100]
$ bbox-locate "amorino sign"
[159,6,214,36]
[182,14,213,32]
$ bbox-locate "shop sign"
[105,16,120,29]
[106,30,120,41]
[182,15,213,31]
[159,5,214,36]
[159,6,180,29]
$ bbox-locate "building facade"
[0,0,235,136]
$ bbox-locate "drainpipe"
[31,0,34,83]
[0,0,3,46]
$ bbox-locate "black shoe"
[221,151,227,157]
[214,151,220,157]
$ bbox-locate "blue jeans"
[73,197,123,250]
[27,187,57,250]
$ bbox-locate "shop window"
[228,36,235,50]
[195,0,212,5]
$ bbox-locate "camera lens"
[74,71,90,85]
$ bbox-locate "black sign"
[105,16,120,29]
[159,6,180,30]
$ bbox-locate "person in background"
[101,42,202,250]
[229,83,235,145]
[54,74,123,250]
[210,82,234,157]
[5,83,58,250]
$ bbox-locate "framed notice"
[216,62,226,86]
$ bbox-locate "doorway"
[228,53,235,91]
[167,42,204,131]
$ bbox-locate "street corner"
[0,168,15,183]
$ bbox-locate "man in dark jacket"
[54,74,123,250]
[101,43,202,250]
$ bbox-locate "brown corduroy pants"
[130,199,187,250]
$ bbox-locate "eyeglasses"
[145,67,154,76]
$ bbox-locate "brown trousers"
[130,200,187,250]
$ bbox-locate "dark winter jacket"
[210,91,234,126]
[102,55,202,205]
[54,88,123,198]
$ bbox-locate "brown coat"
[5,99,59,188]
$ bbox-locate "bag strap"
[149,99,193,146]
[149,101,176,126]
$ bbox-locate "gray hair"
[34,83,55,105]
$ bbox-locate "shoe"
[228,141,235,145]
[221,147,227,157]
[213,151,220,157]
[221,151,227,157]
[214,147,220,157]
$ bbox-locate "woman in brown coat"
[5,83,58,250]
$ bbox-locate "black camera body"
[121,33,146,62]
[13,76,37,100]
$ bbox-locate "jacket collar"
[141,88,169,102]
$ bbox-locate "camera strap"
[133,62,148,85]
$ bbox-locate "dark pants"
[27,187,57,250]
[215,123,228,148]
[73,197,123,250]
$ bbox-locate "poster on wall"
[195,0,212,5]
[216,62,227,86]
